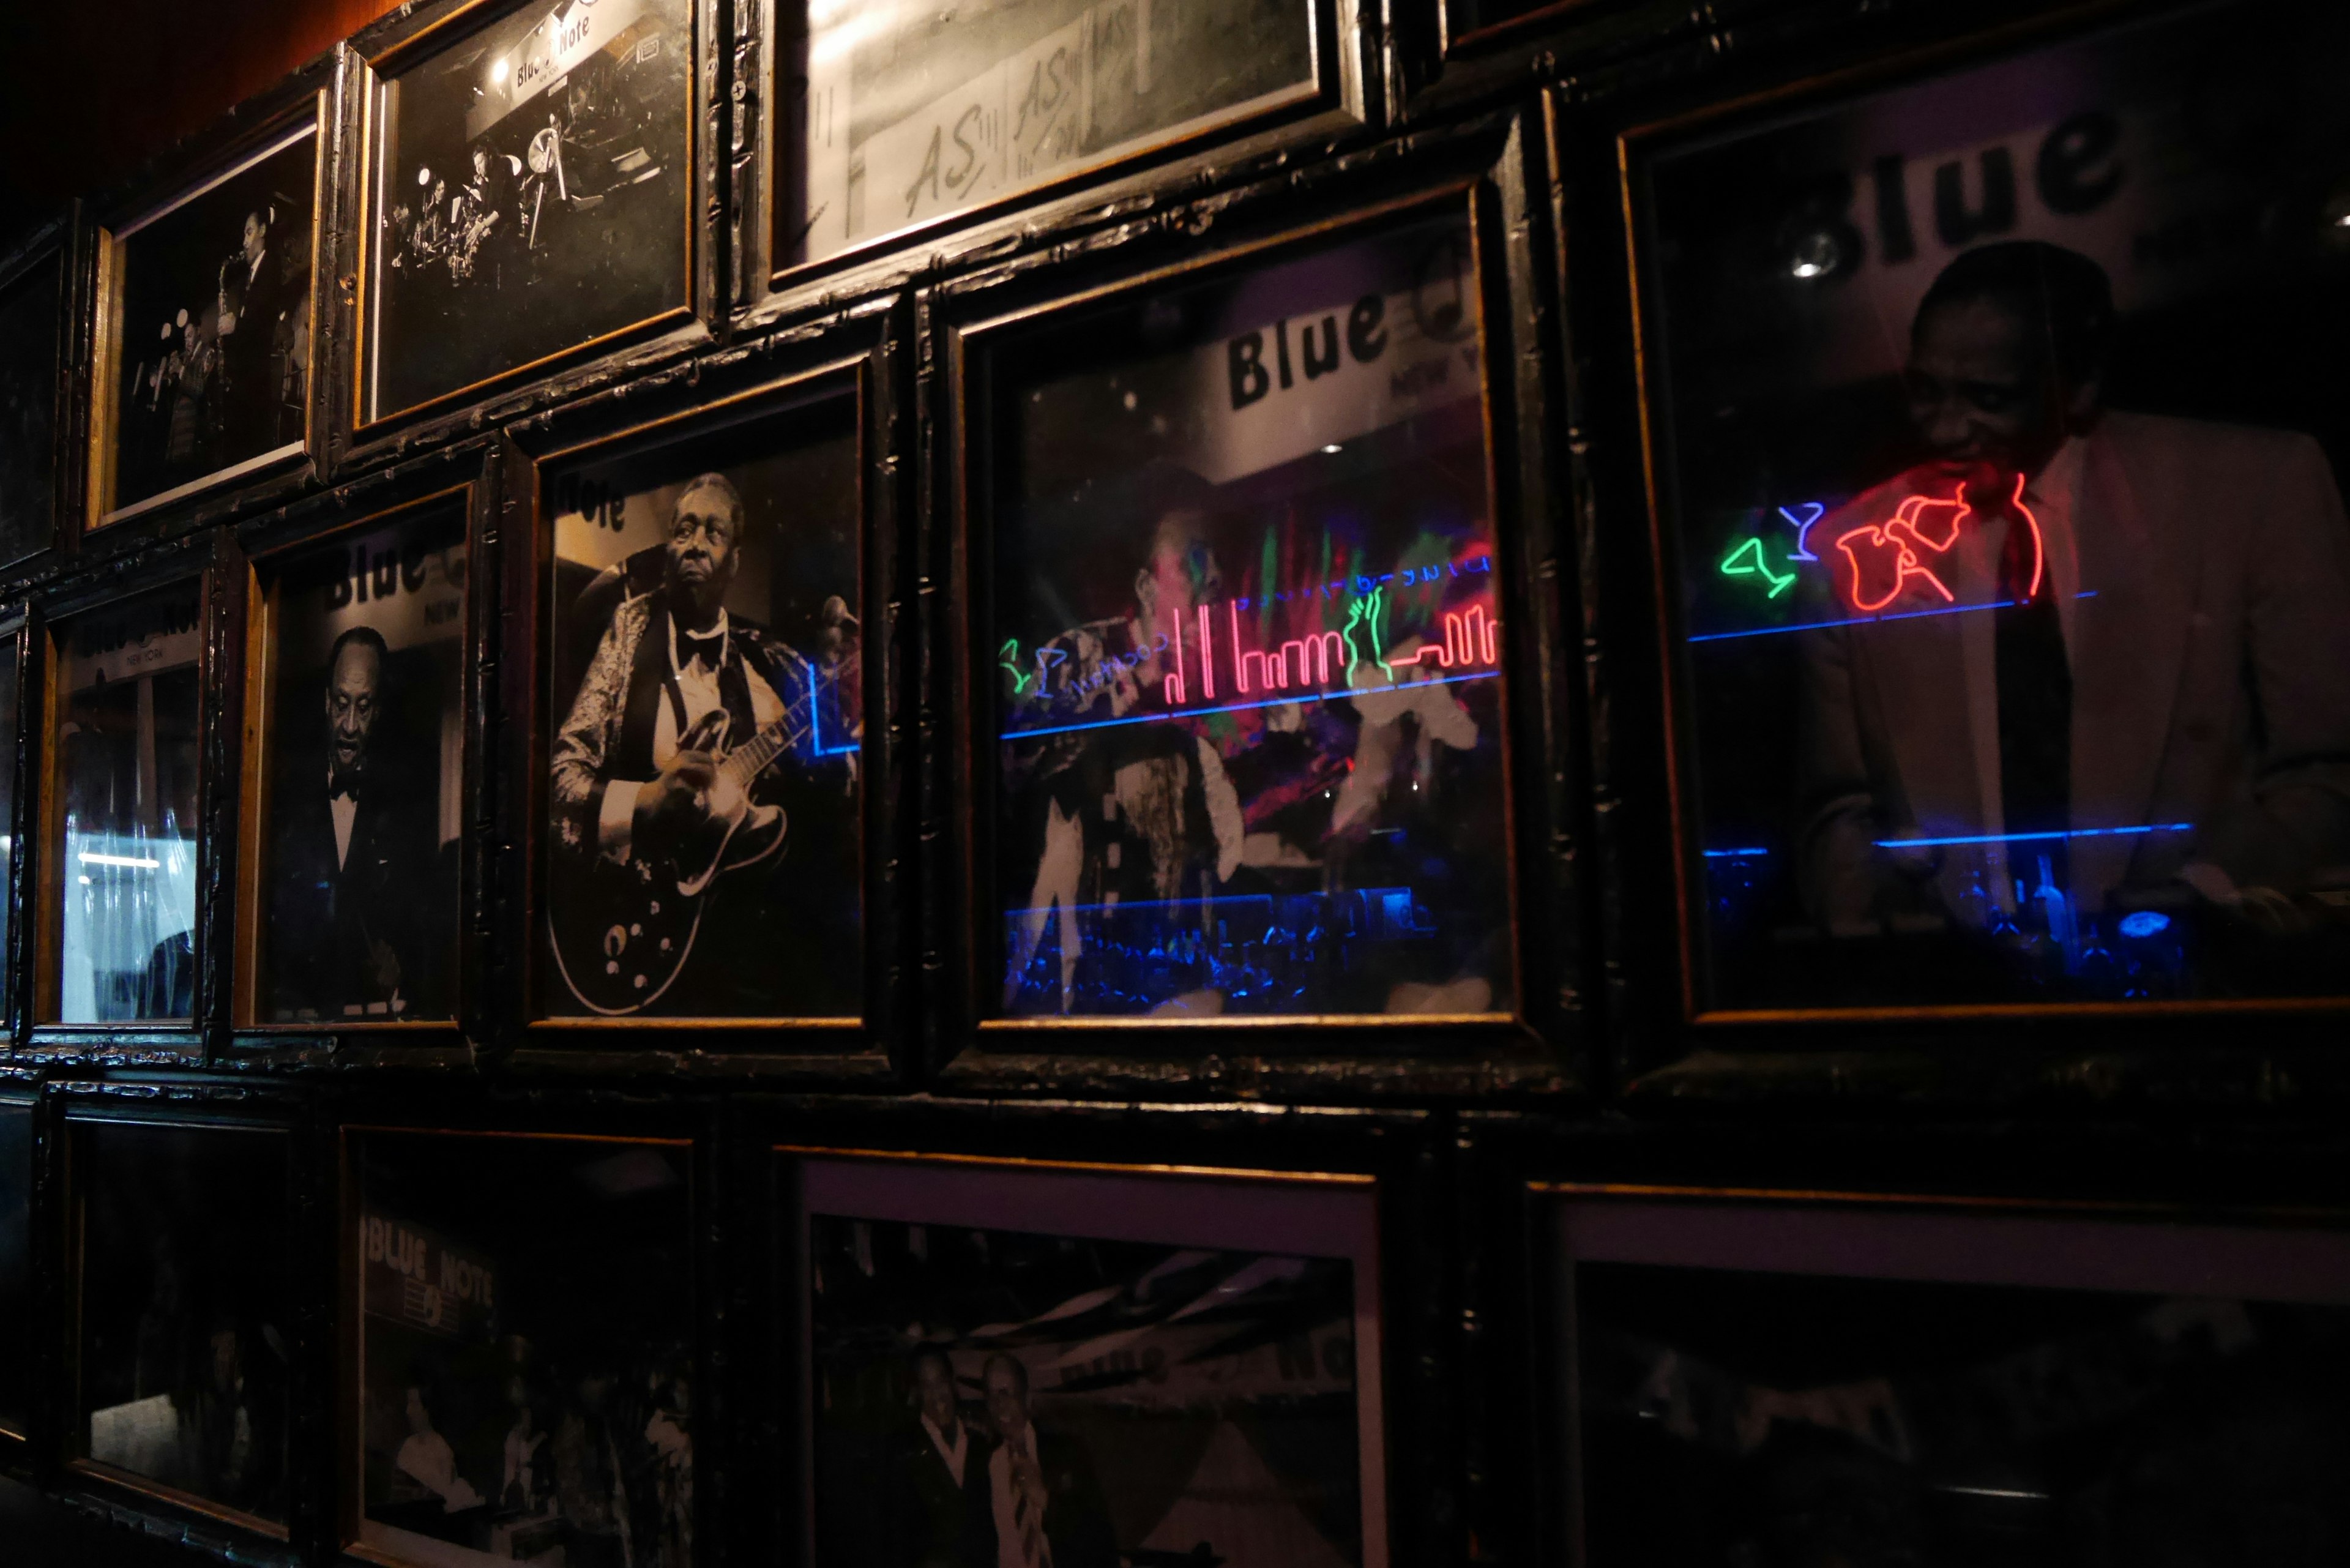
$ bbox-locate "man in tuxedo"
[217,207,289,457]
[882,1350,987,1568]
[548,471,857,1015]
[972,1353,1114,1568]
[1797,241,2350,957]
[268,627,441,1019]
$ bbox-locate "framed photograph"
[38,577,207,1028]
[0,236,69,568]
[954,198,1520,1026]
[68,1113,293,1532]
[341,1128,695,1567]
[788,1151,1387,1568]
[528,375,867,1026]
[1548,1186,2350,1567]
[237,489,477,1028]
[0,621,26,1029]
[356,0,699,430]
[87,102,323,529]
[1620,0,2350,1021]
[0,1094,32,1440]
[771,0,1338,278]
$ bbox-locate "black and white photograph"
[352,1131,695,1568]
[781,0,1317,268]
[542,403,862,1020]
[0,251,61,563]
[0,635,19,1020]
[799,1155,1386,1568]
[0,1098,31,1437]
[983,211,1515,1019]
[1559,1195,2350,1568]
[76,1118,291,1524]
[252,504,468,1023]
[54,581,204,1024]
[100,116,316,523]
[364,0,693,423]
[1633,0,2350,1012]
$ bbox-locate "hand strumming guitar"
[632,747,722,850]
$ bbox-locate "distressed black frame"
[497,305,912,1076]
[80,70,338,545]
[54,1086,315,1559]
[331,1110,715,1568]
[747,1095,1455,1568]
[228,449,501,1058]
[330,0,722,466]
[0,210,84,579]
[747,0,1376,312]
[927,106,1585,1101]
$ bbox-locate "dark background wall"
[0,0,402,246]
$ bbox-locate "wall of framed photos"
[0,0,2348,1564]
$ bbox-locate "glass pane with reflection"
[78,1119,290,1523]
[1643,1,2350,1010]
[56,582,203,1023]
[783,0,1318,267]
[988,211,1516,1020]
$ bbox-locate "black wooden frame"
[76,60,340,554]
[745,0,1377,313]
[925,106,1586,1102]
[496,306,912,1077]
[53,1086,315,1562]
[0,210,84,580]
[329,0,722,466]
[228,450,501,1059]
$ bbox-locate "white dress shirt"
[595,610,785,860]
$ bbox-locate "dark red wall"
[0,0,405,239]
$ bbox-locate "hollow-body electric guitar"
[548,664,851,1015]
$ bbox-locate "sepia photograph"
[101,117,316,523]
[983,211,1515,1020]
[0,1099,30,1436]
[542,404,862,1020]
[1560,1195,2350,1568]
[799,1155,1386,1568]
[1634,0,2350,1012]
[0,251,61,563]
[53,581,204,1024]
[76,1118,291,1524]
[780,0,1317,268]
[364,0,693,423]
[252,505,468,1023]
[352,1130,694,1568]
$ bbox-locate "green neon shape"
[1720,536,1796,599]
[998,638,1033,694]
[1342,587,1394,685]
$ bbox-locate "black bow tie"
[680,627,726,671]
[330,764,364,801]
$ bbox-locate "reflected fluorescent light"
[491,56,511,87]
[77,876,91,886]
[1322,444,1342,454]
[80,851,160,869]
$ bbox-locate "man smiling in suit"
[1797,241,2350,958]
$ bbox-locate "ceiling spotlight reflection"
[1784,229,1843,282]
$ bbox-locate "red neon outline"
[2007,471,2045,601]
[1832,476,2044,613]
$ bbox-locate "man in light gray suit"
[1798,241,2350,949]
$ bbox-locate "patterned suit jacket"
[549,588,813,860]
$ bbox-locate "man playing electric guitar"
[548,471,860,1016]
